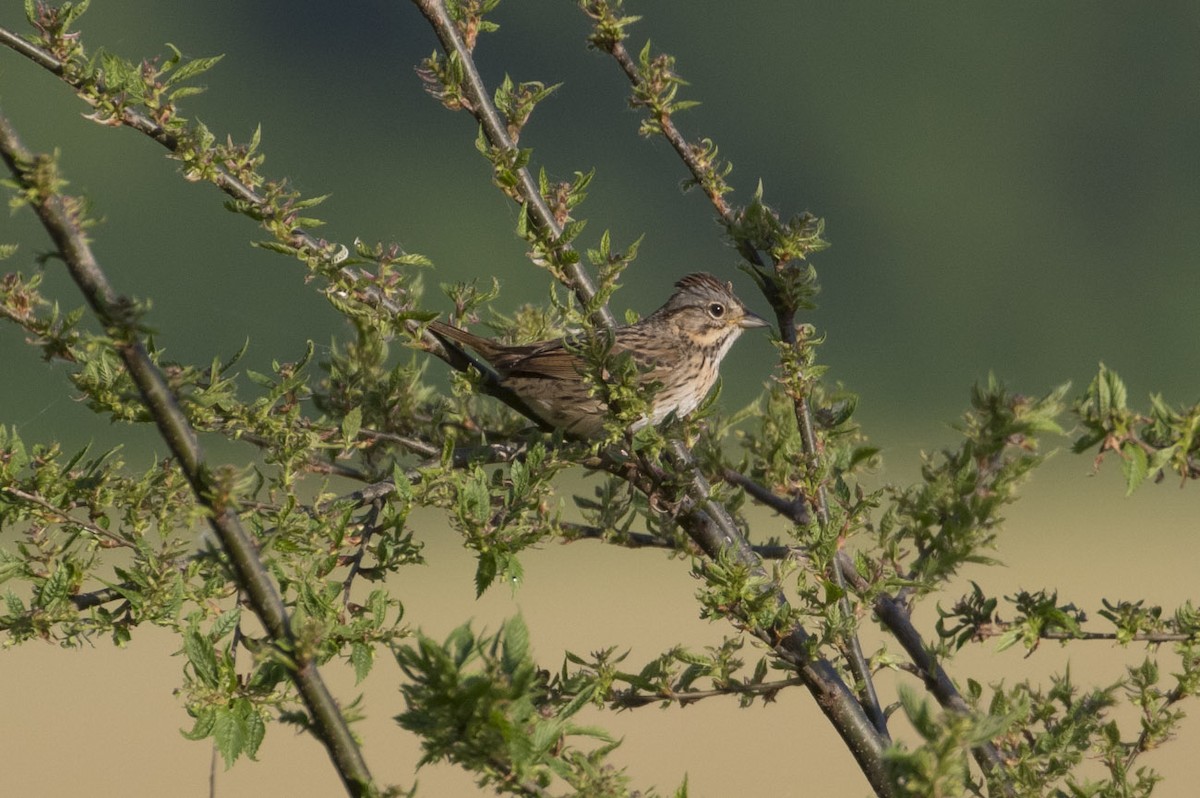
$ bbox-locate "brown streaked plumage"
[429,273,769,437]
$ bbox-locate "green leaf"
[214,698,265,765]
[180,705,217,741]
[822,579,845,605]
[1122,441,1149,495]
[0,551,24,586]
[213,699,249,767]
[367,589,390,627]
[475,551,498,597]
[98,51,143,94]
[37,563,72,610]
[210,607,241,642]
[897,684,938,740]
[351,641,374,684]
[501,553,524,591]
[995,627,1023,653]
[240,701,266,761]
[167,86,207,102]
[501,615,530,674]
[4,592,27,617]
[184,624,220,688]
[62,0,91,27]
[341,406,362,444]
[167,53,225,86]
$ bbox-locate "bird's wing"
[495,340,586,379]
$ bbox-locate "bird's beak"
[739,310,770,329]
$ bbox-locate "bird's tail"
[427,320,495,354]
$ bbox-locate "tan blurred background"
[2,1,1198,795]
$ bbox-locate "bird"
[427,273,769,438]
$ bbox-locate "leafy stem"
[0,109,380,798]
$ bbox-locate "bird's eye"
[707,302,726,318]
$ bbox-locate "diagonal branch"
[0,25,462,368]
[612,676,808,709]
[410,0,615,331]
[1,485,133,549]
[721,467,812,526]
[582,12,1016,795]
[6,15,895,793]
[408,6,898,792]
[841,554,1015,790]
[0,111,378,798]
[0,28,319,259]
[0,22,559,437]
[559,521,796,560]
[581,7,888,744]
[613,448,895,796]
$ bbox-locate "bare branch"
[721,467,811,526]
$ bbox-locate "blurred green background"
[2,2,1199,796]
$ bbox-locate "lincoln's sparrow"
[429,273,768,437]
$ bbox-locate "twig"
[359,428,440,458]
[0,25,482,373]
[0,112,378,798]
[588,17,888,745]
[971,626,1199,645]
[233,429,372,482]
[69,585,126,610]
[341,499,383,607]
[858,564,1013,788]
[599,447,894,795]
[410,0,615,331]
[0,25,59,72]
[1125,681,1189,772]
[611,676,807,709]
[0,29,323,260]
[0,23,562,449]
[720,467,811,525]
[1,485,133,549]
[558,521,795,560]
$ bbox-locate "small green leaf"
[995,627,1023,653]
[1122,441,1149,495]
[184,624,219,688]
[501,615,530,674]
[213,701,245,767]
[36,563,72,610]
[897,684,938,740]
[351,641,374,683]
[181,705,217,741]
[341,406,362,444]
[210,607,241,642]
[475,551,498,597]
[822,579,845,605]
[240,702,266,761]
[168,53,225,85]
